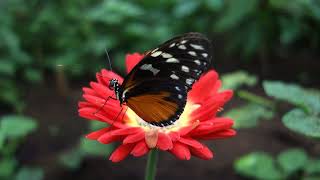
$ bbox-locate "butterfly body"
[109,32,212,127]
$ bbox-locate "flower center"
[124,100,201,133]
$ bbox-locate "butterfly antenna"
[105,48,113,71]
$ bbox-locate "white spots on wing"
[175,86,181,91]
[190,43,204,50]
[170,74,179,80]
[166,58,179,63]
[178,94,183,99]
[151,51,162,57]
[140,64,160,76]
[169,43,176,48]
[188,51,197,56]
[181,65,189,72]
[161,52,172,58]
[178,45,186,50]
[194,60,201,65]
[151,48,159,53]
[180,40,187,44]
[202,53,208,58]
[186,78,194,85]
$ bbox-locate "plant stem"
[237,90,275,109]
[145,149,159,180]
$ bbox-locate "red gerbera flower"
[78,53,236,162]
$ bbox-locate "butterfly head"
[109,78,122,103]
[109,79,118,90]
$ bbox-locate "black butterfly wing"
[121,32,212,126]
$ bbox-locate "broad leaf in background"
[263,81,320,138]
[282,108,320,138]
[234,152,283,180]
[214,0,259,31]
[263,81,320,113]
[15,167,44,180]
[0,115,38,139]
[80,138,112,156]
[224,104,274,129]
[305,159,320,175]
[221,71,257,90]
[0,131,4,149]
[0,158,17,179]
[59,148,83,170]
[277,148,308,176]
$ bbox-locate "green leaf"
[305,159,320,175]
[15,167,44,180]
[215,0,259,31]
[173,0,200,18]
[0,158,17,178]
[302,176,320,180]
[263,81,320,113]
[79,138,113,156]
[0,60,16,76]
[221,71,257,90]
[225,104,274,129]
[89,121,107,131]
[282,108,320,138]
[24,68,43,83]
[277,148,308,175]
[205,0,224,11]
[0,131,4,149]
[234,152,283,180]
[59,148,83,170]
[0,115,38,138]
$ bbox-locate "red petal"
[98,132,122,144]
[123,130,145,144]
[156,132,173,150]
[131,140,149,157]
[78,107,102,120]
[179,137,203,149]
[78,101,92,108]
[125,53,144,73]
[189,70,218,103]
[86,127,110,140]
[190,144,213,160]
[170,142,191,160]
[99,69,124,84]
[109,144,135,162]
[179,120,200,136]
[145,130,158,148]
[191,118,234,136]
[90,82,113,98]
[82,87,96,96]
[168,131,180,141]
[199,129,236,140]
[111,127,142,136]
[191,91,233,121]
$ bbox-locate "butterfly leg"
[93,95,118,116]
[109,106,129,127]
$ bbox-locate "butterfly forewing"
[120,32,212,126]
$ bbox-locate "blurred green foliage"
[0,115,43,180]
[263,81,320,138]
[1,0,320,111]
[59,121,113,170]
[235,148,320,180]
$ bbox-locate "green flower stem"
[145,149,159,180]
[237,90,275,109]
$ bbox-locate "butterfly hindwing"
[124,80,187,126]
[120,32,212,126]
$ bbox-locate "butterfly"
[108,32,212,127]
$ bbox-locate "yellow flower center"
[124,100,201,133]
